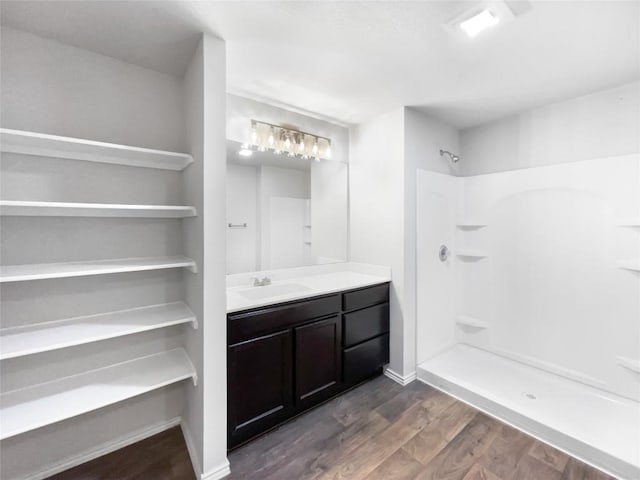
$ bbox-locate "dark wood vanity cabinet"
[227,282,390,448]
[227,330,293,444]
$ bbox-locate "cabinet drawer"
[343,334,389,385]
[342,283,389,312]
[228,294,340,344]
[343,303,389,347]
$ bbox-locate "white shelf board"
[0,200,196,218]
[0,256,197,283]
[0,348,196,440]
[456,250,488,259]
[456,315,489,329]
[0,128,193,171]
[616,356,640,373]
[617,261,640,272]
[617,219,640,227]
[0,302,196,360]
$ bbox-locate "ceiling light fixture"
[459,10,499,37]
[445,1,516,39]
[248,120,332,161]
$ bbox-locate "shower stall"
[415,153,640,479]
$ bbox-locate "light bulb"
[238,145,252,157]
[268,128,275,147]
[298,138,305,152]
[284,136,291,150]
[312,140,319,156]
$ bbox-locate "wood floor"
[228,376,616,480]
[50,377,616,480]
[49,426,196,480]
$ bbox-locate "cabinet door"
[294,315,342,408]
[228,330,292,447]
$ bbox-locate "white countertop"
[227,268,390,313]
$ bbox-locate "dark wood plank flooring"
[49,426,196,480]
[49,377,616,480]
[228,377,617,480]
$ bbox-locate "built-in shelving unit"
[0,128,193,171]
[0,302,197,360]
[456,315,489,329]
[0,349,197,440]
[617,261,640,272]
[456,250,489,259]
[616,356,640,373]
[0,201,196,218]
[0,256,197,283]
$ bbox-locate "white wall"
[0,27,185,152]
[350,107,461,378]
[349,108,406,374]
[226,164,258,274]
[460,81,640,175]
[182,34,229,478]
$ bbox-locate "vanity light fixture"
[249,120,332,161]
[238,144,253,157]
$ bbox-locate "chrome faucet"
[253,276,272,287]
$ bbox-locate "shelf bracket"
[190,316,199,330]
[191,372,199,387]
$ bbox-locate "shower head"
[440,149,460,164]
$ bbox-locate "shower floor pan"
[417,343,640,480]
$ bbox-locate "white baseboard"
[384,367,417,386]
[180,421,203,479]
[21,417,182,480]
[201,460,231,480]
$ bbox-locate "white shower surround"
[415,153,640,478]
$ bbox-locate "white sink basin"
[237,283,312,301]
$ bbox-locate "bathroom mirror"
[226,140,348,274]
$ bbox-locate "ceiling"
[1,1,638,128]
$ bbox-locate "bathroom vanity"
[227,280,390,448]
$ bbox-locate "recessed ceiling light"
[238,148,253,157]
[459,10,499,37]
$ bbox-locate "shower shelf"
[456,222,488,229]
[456,250,488,259]
[456,315,489,329]
[0,128,193,171]
[617,219,640,227]
[0,302,197,360]
[0,200,196,218]
[617,261,640,272]
[0,256,197,283]
[616,356,640,373]
[0,348,197,440]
